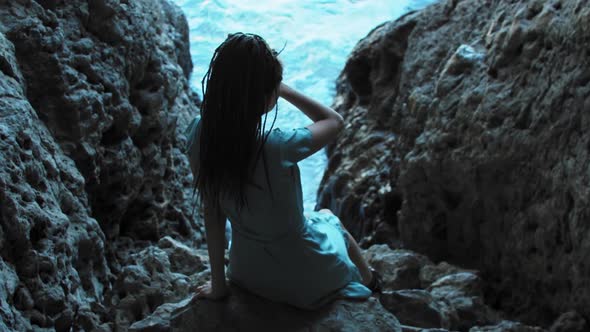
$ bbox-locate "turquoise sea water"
[173,0,438,212]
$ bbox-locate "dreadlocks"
[192,32,283,214]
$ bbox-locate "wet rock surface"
[317,0,590,327]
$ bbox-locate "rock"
[160,0,193,80]
[428,272,484,299]
[0,0,202,330]
[401,327,449,332]
[319,0,590,325]
[379,289,456,329]
[420,261,477,288]
[157,236,205,275]
[0,0,581,330]
[0,27,109,331]
[111,245,209,328]
[364,244,433,290]
[549,311,588,332]
[129,242,539,332]
[364,243,517,331]
[427,272,500,329]
[1,0,202,243]
[129,296,194,332]
[436,44,486,96]
[0,261,31,331]
[469,320,547,332]
[130,285,402,332]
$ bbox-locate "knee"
[340,222,354,240]
[318,208,350,234]
[344,230,354,242]
[318,208,334,215]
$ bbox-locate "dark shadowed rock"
[364,244,432,290]
[469,320,547,332]
[0,0,202,245]
[318,0,590,326]
[0,0,202,330]
[111,240,209,328]
[428,272,501,330]
[549,311,588,332]
[0,28,110,331]
[131,284,402,332]
[379,289,456,329]
[129,242,537,332]
[364,244,507,331]
[420,261,477,289]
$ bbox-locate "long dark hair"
[194,32,283,214]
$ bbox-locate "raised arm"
[279,82,344,153]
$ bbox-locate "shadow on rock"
[131,283,402,332]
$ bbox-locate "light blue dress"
[184,116,371,310]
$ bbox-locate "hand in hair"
[278,82,345,154]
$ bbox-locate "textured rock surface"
[0,0,585,330]
[130,244,544,332]
[367,244,503,331]
[168,289,401,332]
[317,0,590,327]
[468,320,545,332]
[0,0,203,330]
[129,246,407,332]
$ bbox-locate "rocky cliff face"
[318,0,590,326]
[0,0,202,330]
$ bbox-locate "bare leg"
[318,209,373,286]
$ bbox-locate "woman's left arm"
[195,200,229,300]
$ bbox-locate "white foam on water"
[173,0,438,212]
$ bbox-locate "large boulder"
[0,0,202,330]
[130,245,408,332]
[366,244,505,331]
[166,290,401,332]
[318,0,590,326]
[128,243,548,332]
[0,0,202,243]
[0,28,110,331]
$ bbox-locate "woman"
[185,32,381,310]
